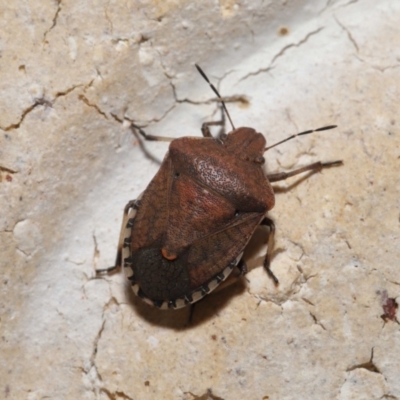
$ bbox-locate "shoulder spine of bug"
[97,64,342,310]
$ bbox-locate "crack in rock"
[240,27,324,81]
[185,389,225,400]
[352,52,400,73]
[101,387,136,400]
[121,101,177,129]
[309,311,327,330]
[334,16,359,53]
[2,99,51,131]
[84,297,126,399]
[43,0,62,42]
[79,94,109,119]
[339,0,360,10]
[319,0,336,15]
[169,70,248,108]
[346,348,380,374]
[2,83,88,132]
[83,319,105,398]
[0,165,17,174]
[55,83,88,99]
[0,166,18,183]
[320,0,359,15]
[83,297,121,398]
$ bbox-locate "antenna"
[195,64,235,131]
[264,125,337,151]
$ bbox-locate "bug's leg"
[237,259,248,276]
[201,121,223,138]
[211,259,247,295]
[260,217,279,285]
[201,101,226,138]
[131,123,175,142]
[267,160,343,183]
[96,199,138,275]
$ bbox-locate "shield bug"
[98,65,342,309]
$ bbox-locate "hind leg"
[260,217,279,285]
[96,199,138,274]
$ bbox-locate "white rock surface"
[1,1,400,399]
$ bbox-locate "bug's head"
[223,127,266,164]
[195,65,265,164]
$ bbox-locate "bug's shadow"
[123,225,278,330]
[124,272,248,330]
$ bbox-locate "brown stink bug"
[98,65,342,309]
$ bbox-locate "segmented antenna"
[195,64,236,131]
[264,125,337,151]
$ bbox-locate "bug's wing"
[129,156,173,254]
[185,212,263,289]
[161,171,264,290]
[162,171,238,259]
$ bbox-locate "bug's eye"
[234,210,240,217]
[174,172,180,178]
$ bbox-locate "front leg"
[131,123,175,142]
[201,120,224,138]
[201,102,226,138]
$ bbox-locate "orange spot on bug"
[161,248,177,261]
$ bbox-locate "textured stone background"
[1,0,400,399]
